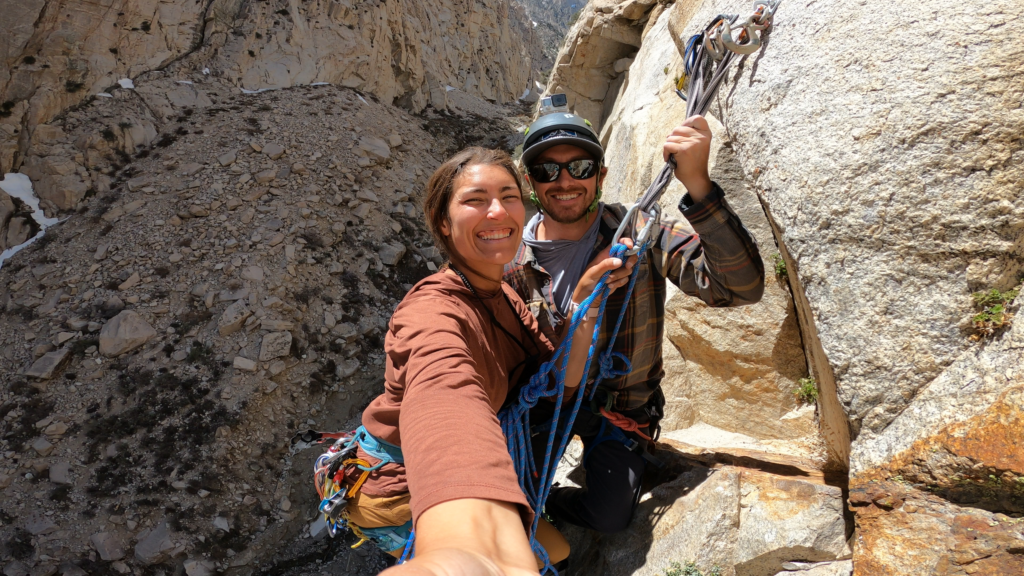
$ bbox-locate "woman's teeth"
[478,229,512,240]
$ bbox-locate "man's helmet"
[521,113,604,167]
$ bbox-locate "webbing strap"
[352,425,404,468]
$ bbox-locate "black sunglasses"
[527,159,598,183]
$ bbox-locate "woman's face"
[440,163,525,274]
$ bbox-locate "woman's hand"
[572,238,638,305]
[381,499,538,576]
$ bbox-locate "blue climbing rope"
[498,238,650,574]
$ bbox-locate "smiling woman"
[437,162,526,291]
[322,147,630,575]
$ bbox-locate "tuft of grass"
[662,561,722,576]
[65,80,85,93]
[23,56,36,65]
[101,128,116,142]
[970,281,1021,339]
[772,253,787,278]
[795,377,818,405]
[187,340,213,364]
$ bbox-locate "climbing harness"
[297,425,416,558]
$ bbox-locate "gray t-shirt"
[521,205,604,317]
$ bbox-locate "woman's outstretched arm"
[382,498,538,576]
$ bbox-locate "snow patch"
[532,20,537,27]
[0,173,61,269]
[118,78,135,89]
[241,87,274,94]
[445,85,456,92]
[202,67,211,75]
[176,80,194,85]
[96,92,113,98]
[357,95,368,105]
[519,88,530,100]
[310,82,330,86]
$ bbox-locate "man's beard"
[540,185,594,224]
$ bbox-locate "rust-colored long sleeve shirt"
[357,272,554,524]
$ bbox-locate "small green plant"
[101,128,116,142]
[772,253,787,278]
[65,80,85,93]
[970,282,1021,339]
[187,340,213,364]
[795,377,818,405]
[117,121,133,130]
[663,66,670,74]
[662,561,722,576]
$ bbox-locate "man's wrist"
[680,175,713,201]
[567,301,599,321]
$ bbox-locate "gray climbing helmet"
[521,113,604,167]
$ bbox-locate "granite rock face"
[598,14,818,453]
[561,443,850,576]
[0,0,539,186]
[542,0,665,131]
[551,0,1024,572]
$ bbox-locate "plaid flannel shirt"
[503,183,765,415]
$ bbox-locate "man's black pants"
[534,408,647,533]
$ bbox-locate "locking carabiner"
[611,202,661,257]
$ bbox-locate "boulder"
[25,516,57,536]
[259,331,292,361]
[99,311,157,357]
[262,143,285,160]
[356,136,391,162]
[378,242,406,266]
[218,300,252,336]
[233,356,257,372]
[49,461,72,485]
[240,265,264,281]
[23,348,70,380]
[563,444,849,576]
[183,558,215,576]
[5,216,32,248]
[850,480,1024,575]
[134,521,177,565]
[90,532,125,561]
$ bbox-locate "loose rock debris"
[0,76,531,575]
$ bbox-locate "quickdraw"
[629,0,781,245]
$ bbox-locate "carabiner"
[611,203,661,257]
[629,203,661,256]
[720,16,762,55]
